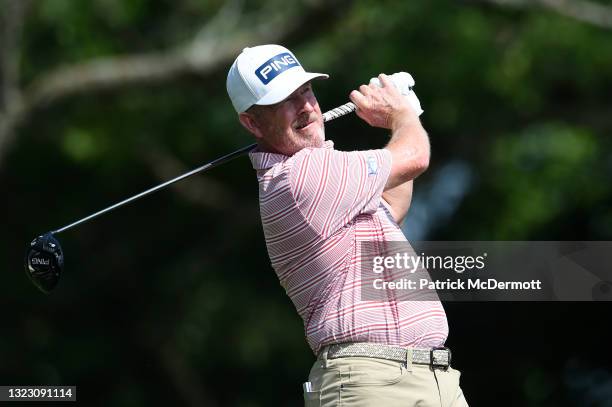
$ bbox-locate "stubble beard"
[288,121,325,155]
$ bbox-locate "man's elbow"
[414,149,430,176]
[414,129,431,176]
[398,148,429,180]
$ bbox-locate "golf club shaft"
[51,101,357,235]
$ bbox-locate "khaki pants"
[304,347,469,407]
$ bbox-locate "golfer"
[227,44,468,407]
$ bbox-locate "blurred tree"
[0,0,349,164]
[479,0,612,29]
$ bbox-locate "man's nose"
[296,94,315,114]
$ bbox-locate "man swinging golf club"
[227,44,469,406]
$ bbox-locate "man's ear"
[239,112,264,140]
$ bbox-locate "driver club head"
[24,232,64,293]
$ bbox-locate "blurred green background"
[2,0,612,405]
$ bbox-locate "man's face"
[240,82,325,156]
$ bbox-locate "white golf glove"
[369,72,424,116]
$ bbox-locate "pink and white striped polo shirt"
[249,140,448,355]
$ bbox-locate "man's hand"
[369,72,423,116]
[349,73,419,130]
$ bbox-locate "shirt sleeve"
[289,147,392,238]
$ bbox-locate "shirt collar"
[249,140,334,170]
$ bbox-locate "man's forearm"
[347,73,429,190]
[384,114,430,190]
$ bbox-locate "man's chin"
[277,127,323,155]
[306,134,324,149]
[306,126,325,147]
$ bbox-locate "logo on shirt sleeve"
[367,156,378,176]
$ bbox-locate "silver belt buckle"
[430,346,451,371]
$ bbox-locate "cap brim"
[256,70,328,107]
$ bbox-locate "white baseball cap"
[226,44,328,113]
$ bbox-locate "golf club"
[24,101,358,293]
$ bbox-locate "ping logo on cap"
[31,257,50,266]
[255,52,300,85]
